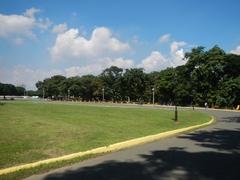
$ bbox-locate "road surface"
[26,109,240,180]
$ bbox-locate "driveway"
[26,109,240,180]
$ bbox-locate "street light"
[43,88,45,99]
[68,89,70,101]
[102,88,105,102]
[174,72,178,122]
[152,87,155,105]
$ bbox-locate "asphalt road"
[26,109,240,180]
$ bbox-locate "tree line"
[0,83,26,97]
[1,46,240,108]
[35,46,240,108]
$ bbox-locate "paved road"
[26,109,240,180]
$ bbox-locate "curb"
[210,109,240,113]
[0,116,214,175]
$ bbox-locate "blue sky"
[0,0,240,89]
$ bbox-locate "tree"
[143,71,161,103]
[33,45,240,108]
[0,83,19,97]
[123,68,146,102]
[26,90,39,96]
[78,75,101,101]
[184,45,231,107]
[100,66,123,101]
[155,68,175,105]
[69,84,81,98]
[216,77,240,108]
[173,65,192,105]
[0,83,4,95]
[2,84,17,96]
[16,86,25,96]
[36,75,66,99]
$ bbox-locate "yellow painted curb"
[0,116,214,175]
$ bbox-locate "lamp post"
[152,87,155,105]
[174,72,178,122]
[43,88,45,99]
[102,88,105,102]
[68,89,70,101]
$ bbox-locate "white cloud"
[65,57,134,77]
[105,57,134,69]
[170,41,186,53]
[138,51,171,72]
[170,41,187,66]
[65,65,103,77]
[0,7,51,42]
[52,23,68,34]
[230,46,240,55]
[0,65,62,90]
[37,18,52,30]
[50,27,130,61]
[0,57,134,89]
[24,7,40,18]
[0,13,35,38]
[159,33,171,43]
[138,41,188,72]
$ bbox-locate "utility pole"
[43,88,45,99]
[174,72,178,122]
[102,88,105,102]
[152,88,155,105]
[68,89,70,101]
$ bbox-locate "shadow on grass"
[0,101,6,106]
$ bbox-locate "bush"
[215,96,227,108]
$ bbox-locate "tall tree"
[123,68,146,102]
[100,66,123,101]
[155,68,175,104]
[78,75,101,101]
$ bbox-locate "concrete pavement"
[26,110,240,180]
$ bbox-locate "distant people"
[204,102,208,109]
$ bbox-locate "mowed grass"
[0,101,210,169]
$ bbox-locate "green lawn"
[0,101,210,169]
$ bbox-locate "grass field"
[0,101,210,169]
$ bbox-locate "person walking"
[204,102,208,109]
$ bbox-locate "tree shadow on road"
[44,147,240,180]
[179,128,240,152]
[44,128,240,180]
[221,116,240,123]
[43,114,240,180]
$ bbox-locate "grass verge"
[0,100,211,179]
